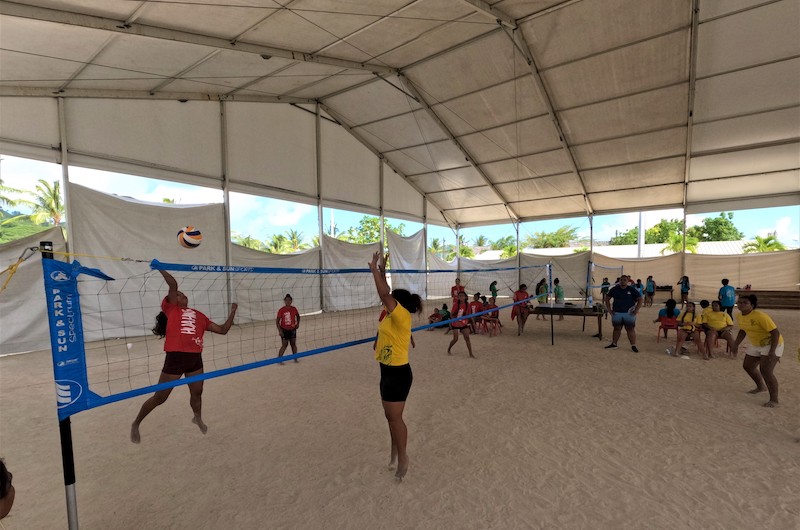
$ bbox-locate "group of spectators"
[605,274,785,408]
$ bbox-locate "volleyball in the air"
[177,226,202,248]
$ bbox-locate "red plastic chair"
[656,317,679,342]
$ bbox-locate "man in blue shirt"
[604,275,642,352]
[718,278,736,317]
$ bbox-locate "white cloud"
[757,216,795,242]
[265,202,315,228]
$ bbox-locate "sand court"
[1,304,798,529]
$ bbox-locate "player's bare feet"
[388,447,397,470]
[192,415,208,434]
[763,401,778,408]
[395,455,409,481]
[130,423,141,444]
[747,387,767,394]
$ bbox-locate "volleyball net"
[43,256,549,420]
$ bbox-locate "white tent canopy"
[0,0,797,228]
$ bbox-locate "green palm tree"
[473,234,488,247]
[491,235,514,250]
[284,229,309,252]
[500,244,517,259]
[13,179,64,225]
[0,177,23,208]
[266,234,291,254]
[162,198,176,204]
[446,235,474,260]
[660,232,699,255]
[311,235,320,247]
[428,238,444,257]
[232,234,265,251]
[742,235,786,253]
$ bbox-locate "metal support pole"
[220,101,233,303]
[43,241,80,530]
[315,103,325,312]
[57,98,74,259]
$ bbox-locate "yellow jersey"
[375,303,412,366]
[737,310,783,347]
[703,310,733,331]
[678,310,702,331]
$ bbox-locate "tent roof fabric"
[0,0,797,227]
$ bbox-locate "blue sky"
[2,154,798,247]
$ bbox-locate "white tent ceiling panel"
[520,0,690,69]
[559,84,688,144]
[357,110,446,150]
[482,149,572,183]
[241,61,347,96]
[456,115,561,162]
[447,203,511,226]
[511,195,587,219]
[65,99,221,181]
[428,186,498,210]
[66,65,162,92]
[408,166,485,193]
[583,157,685,193]
[496,175,585,200]
[693,58,800,122]
[480,156,561,184]
[320,118,379,208]
[690,143,800,180]
[692,107,800,153]
[543,30,689,110]
[425,199,448,225]
[162,51,298,95]
[382,150,433,176]
[488,0,565,19]
[695,0,800,78]
[687,171,800,204]
[66,154,221,190]
[324,76,420,125]
[392,140,467,174]
[0,16,114,89]
[433,76,546,135]
[573,127,686,169]
[589,183,684,211]
[376,13,493,67]
[383,162,423,219]
[226,102,316,197]
[405,31,529,101]
[351,128,396,154]
[135,1,270,39]
[321,0,475,63]
[238,7,357,54]
[290,72,375,99]
[16,1,131,19]
[0,96,59,162]
[698,0,790,22]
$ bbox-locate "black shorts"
[379,363,413,402]
[162,351,203,376]
[280,328,297,340]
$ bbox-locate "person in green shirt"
[553,278,565,320]
[489,280,498,299]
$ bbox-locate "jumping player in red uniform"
[130,269,237,443]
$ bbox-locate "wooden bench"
[735,290,800,310]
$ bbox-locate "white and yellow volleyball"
[177,226,202,248]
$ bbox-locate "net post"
[41,241,80,530]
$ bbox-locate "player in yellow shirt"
[674,301,706,358]
[370,251,423,480]
[702,301,734,357]
[732,295,784,407]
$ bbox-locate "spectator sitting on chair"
[654,299,680,338]
[703,301,735,357]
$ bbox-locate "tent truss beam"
[0,86,315,103]
[0,1,397,75]
[396,74,521,223]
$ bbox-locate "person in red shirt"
[481,296,501,337]
[447,291,475,358]
[450,278,465,307]
[130,269,237,444]
[468,292,484,333]
[511,284,532,335]
[276,293,301,364]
